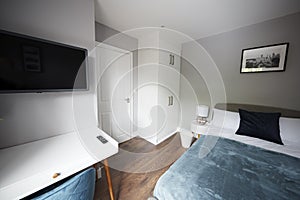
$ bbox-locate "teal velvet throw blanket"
[154,135,300,200]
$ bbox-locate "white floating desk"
[0,129,118,199]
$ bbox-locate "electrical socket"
[97,166,103,179]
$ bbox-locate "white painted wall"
[0,0,96,148]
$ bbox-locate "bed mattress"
[153,135,300,200]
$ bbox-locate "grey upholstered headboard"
[215,103,300,118]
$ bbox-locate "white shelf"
[191,120,209,137]
[0,129,118,199]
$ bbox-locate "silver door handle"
[171,55,175,65]
[168,96,173,106]
[125,97,130,103]
[169,54,175,65]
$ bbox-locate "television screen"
[0,30,88,93]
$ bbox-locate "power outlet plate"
[97,167,102,179]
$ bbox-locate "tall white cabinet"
[137,29,182,145]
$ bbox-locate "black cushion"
[236,109,283,145]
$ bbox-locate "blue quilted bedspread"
[154,135,300,200]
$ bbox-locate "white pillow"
[212,108,240,131]
[212,109,300,144]
[280,117,300,143]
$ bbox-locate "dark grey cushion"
[236,109,283,145]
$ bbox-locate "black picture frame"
[240,43,289,73]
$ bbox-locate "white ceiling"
[95,0,300,40]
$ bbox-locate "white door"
[96,44,133,143]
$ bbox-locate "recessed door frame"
[96,42,134,142]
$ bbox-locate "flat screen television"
[0,30,88,93]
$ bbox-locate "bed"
[153,104,300,200]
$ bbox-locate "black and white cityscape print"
[245,53,280,68]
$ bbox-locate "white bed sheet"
[205,125,300,159]
[208,108,300,159]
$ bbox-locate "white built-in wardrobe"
[137,29,182,145]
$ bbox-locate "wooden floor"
[94,133,186,200]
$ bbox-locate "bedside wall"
[180,12,300,129]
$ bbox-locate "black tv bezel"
[0,29,89,94]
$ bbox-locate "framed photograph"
[240,43,289,73]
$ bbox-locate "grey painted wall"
[198,12,300,110]
[180,12,300,129]
[95,22,138,79]
[0,0,96,148]
[179,57,211,129]
[95,22,138,51]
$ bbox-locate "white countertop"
[0,129,118,199]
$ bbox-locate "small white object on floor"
[148,197,158,200]
[179,129,193,148]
